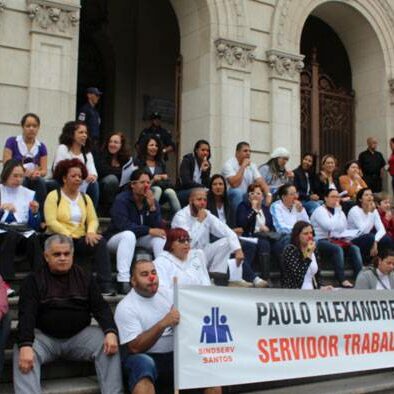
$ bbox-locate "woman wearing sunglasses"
[154,227,211,289]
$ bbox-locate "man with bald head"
[171,188,244,285]
[358,137,386,193]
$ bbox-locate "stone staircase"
[1,219,393,393]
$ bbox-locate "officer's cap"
[86,87,103,96]
[150,112,161,120]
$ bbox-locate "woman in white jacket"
[154,228,211,289]
[348,188,394,255]
[311,188,374,287]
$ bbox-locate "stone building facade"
[1,0,394,178]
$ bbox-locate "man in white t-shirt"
[222,142,272,214]
[114,259,221,394]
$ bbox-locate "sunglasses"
[176,238,192,244]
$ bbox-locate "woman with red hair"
[44,159,115,295]
[154,228,211,289]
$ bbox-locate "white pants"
[203,238,232,274]
[107,231,165,282]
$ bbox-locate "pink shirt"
[0,275,9,319]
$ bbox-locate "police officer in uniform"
[78,87,102,146]
[136,112,175,160]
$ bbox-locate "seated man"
[105,168,166,294]
[115,258,221,394]
[172,188,244,286]
[13,234,123,394]
[222,141,271,215]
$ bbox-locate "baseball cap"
[86,87,103,96]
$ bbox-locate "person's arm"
[127,307,179,354]
[161,130,176,152]
[354,270,372,289]
[85,152,98,177]
[236,203,256,234]
[347,207,371,234]
[270,202,292,233]
[3,137,15,163]
[179,155,200,189]
[281,245,311,289]
[145,200,163,228]
[373,211,387,242]
[209,213,241,252]
[171,209,206,247]
[44,191,73,236]
[0,275,8,320]
[52,145,70,170]
[339,176,357,199]
[38,154,48,177]
[27,203,41,231]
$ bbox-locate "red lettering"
[257,339,270,363]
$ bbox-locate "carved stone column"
[25,0,80,160]
[213,38,256,166]
[389,79,394,104]
[266,49,304,167]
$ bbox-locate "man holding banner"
[114,258,221,394]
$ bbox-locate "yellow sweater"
[44,190,98,238]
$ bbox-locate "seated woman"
[355,248,394,289]
[311,188,375,288]
[376,193,394,241]
[347,188,394,254]
[52,121,99,208]
[0,275,10,377]
[339,160,367,200]
[0,159,42,294]
[207,174,268,287]
[236,182,278,287]
[95,131,133,215]
[134,135,181,215]
[177,139,211,206]
[258,147,294,197]
[293,153,321,216]
[154,228,211,289]
[281,221,333,290]
[3,113,47,216]
[44,159,115,295]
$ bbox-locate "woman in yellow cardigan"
[44,158,115,295]
[339,160,367,200]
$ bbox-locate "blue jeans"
[301,200,322,216]
[317,239,364,282]
[86,181,99,209]
[122,352,173,392]
[99,174,119,209]
[23,177,47,218]
[0,312,11,380]
[241,238,271,281]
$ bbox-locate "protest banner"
[174,286,394,390]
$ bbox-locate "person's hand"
[153,174,161,182]
[260,225,270,233]
[1,203,16,212]
[160,174,168,180]
[251,198,260,210]
[24,169,34,178]
[286,170,294,179]
[241,158,251,168]
[370,242,378,257]
[234,249,244,266]
[201,159,210,172]
[160,306,180,328]
[265,193,272,206]
[30,169,41,179]
[321,285,334,291]
[103,332,118,355]
[320,171,328,181]
[29,201,39,214]
[196,208,207,222]
[85,174,97,184]
[385,210,393,221]
[145,189,156,210]
[233,227,243,237]
[19,346,35,374]
[294,200,303,212]
[369,201,376,212]
[85,232,102,247]
[149,228,166,238]
[304,240,316,258]
[310,194,319,201]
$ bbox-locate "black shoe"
[100,283,117,296]
[117,281,131,295]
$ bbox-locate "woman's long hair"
[101,131,131,165]
[59,120,92,153]
[137,134,163,164]
[207,174,230,218]
[290,220,314,252]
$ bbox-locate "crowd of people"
[0,100,394,393]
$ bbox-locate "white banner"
[174,286,394,390]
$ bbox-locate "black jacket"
[293,166,318,201]
[178,153,211,190]
[315,173,342,200]
[17,264,117,346]
[236,201,274,236]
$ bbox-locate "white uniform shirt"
[347,206,386,242]
[222,157,261,193]
[114,287,173,353]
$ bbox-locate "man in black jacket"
[13,234,123,394]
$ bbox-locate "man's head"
[44,235,74,275]
[235,142,251,163]
[367,137,378,151]
[86,87,102,106]
[129,169,152,198]
[150,112,161,128]
[189,188,207,211]
[131,259,159,298]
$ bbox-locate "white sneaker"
[4,281,15,297]
[253,277,269,288]
[228,279,253,288]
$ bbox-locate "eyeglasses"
[176,238,192,244]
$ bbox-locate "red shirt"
[388,153,394,176]
[378,209,394,239]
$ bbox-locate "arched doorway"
[300,16,355,168]
[76,0,181,159]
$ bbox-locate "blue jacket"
[105,190,162,239]
[77,102,101,139]
[236,201,274,236]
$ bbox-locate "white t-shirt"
[154,250,211,289]
[222,157,261,193]
[61,191,82,224]
[114,287,173,353]
[193,159,202,184]
[301,254,318,290]
[216,206,226,224]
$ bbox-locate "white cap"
[271,147,290,159]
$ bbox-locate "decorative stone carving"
[27,1,79,37]
[266,49,304,80]
[0,1,6,13]
[215,38,256,72]
[277,0,291,47]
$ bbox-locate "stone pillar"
[266,49,304,168]
[25,0,80,163]
[213,38,256,170]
